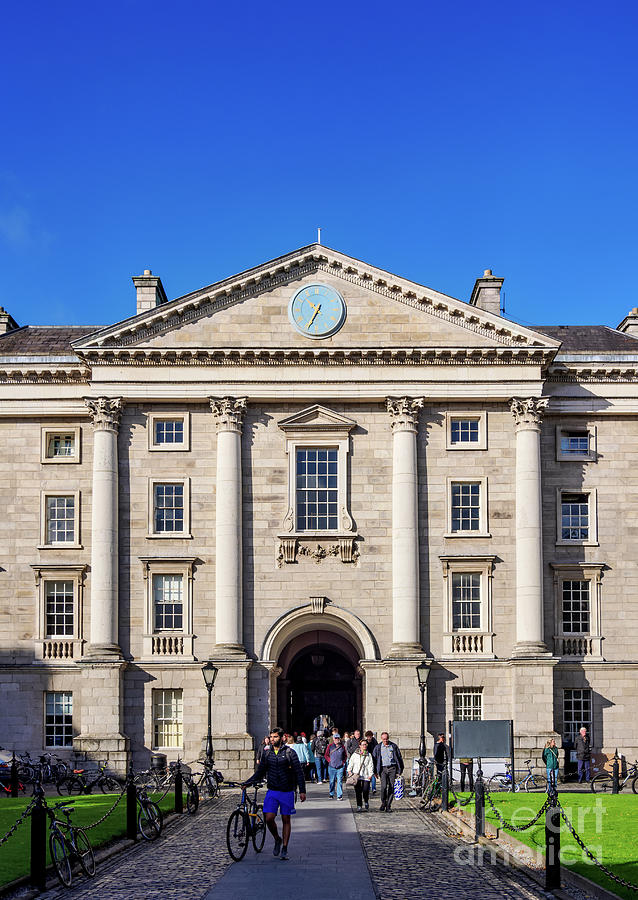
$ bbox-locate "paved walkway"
[37,784,579,900]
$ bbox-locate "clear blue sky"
[2,1,637,329]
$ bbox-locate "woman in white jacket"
[347,738,374,811]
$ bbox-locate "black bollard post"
[126,775,138,841]
[175,761,183,814]
[545,784,561,891]
[612,749,620,794]
[474,758,485,839]
[30,781,47,891]
[10,753,19,798]
[441,762,449,811]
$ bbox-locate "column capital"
[386,396,423,433]
[209,397,247,434]
[510,397,549,431]
[84,397,123,432]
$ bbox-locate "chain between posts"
[483,783,550,832]
[79,782,129,830]
[0,797,38,847]
[557,800,638,894]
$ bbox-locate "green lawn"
[0,791,181,887]
[456,792,638,900]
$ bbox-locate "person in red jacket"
[325,733,347,799]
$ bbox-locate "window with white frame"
[447,479,489,536]
[562,581,590,634]
[41,426,81,463]
[40,492,81,547]
[563,688,592,744]
[556,425,596,462]
[148,480,191,538]
[441,556,495,656]
[45,692,73,747]
[45,581,74,636]
[140,558,195,657]
[153,574,183,631]
[296,448,339,531]
[148,413,189,451]
[453,687,483,720]
[557,489,597,545]
[446,412,487,450]
[153,689,183,748]
[277,405,356,539]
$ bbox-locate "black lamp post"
[416,661,430,761]
[201,662,218,764]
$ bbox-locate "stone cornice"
[548,363,638,383]
[73,345,554,367]
[0,366,89,384]
[72,247,559,352]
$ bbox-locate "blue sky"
[2,0,637,329]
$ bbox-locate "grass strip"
[0,791,180,887]
[456,792,638,900]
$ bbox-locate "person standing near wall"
[575,727,592,783]
[372,732,404,813]
[543,738,560,791]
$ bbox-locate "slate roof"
[0,326,99,356]
[533,326,638,353]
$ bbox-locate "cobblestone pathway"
[31,785,589,899]
[41,794,235,900]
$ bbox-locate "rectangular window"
[562,581,590,633]
[450,419,479,445]
[153,689,183,748]
[561,492,589,541]
[45,692,73,747]
[154,419,184,445]
[561,432,589,455]
[153,575,184,631]
[451,482,481,532]
[48,433,75,458]
[154,484,184,533]
[41,426,81,464]
[45,581,74,636]
[46,496,75,543]
[452,574,481,630]
[453,688,483,721]
[556,426,596,462]
[563,688,592,744]
[295,448,338,531]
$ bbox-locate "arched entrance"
[260,602,379,735]
[278,637,362,733]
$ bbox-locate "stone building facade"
[1,245,637,779]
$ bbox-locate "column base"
[83,642,123,660]
[210,643,248,658]
[387,642,424,659]
[510,641,553,659]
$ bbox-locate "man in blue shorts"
[244,726,306,860]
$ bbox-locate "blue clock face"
[288,283,346,339]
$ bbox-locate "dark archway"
[279,643,361,734]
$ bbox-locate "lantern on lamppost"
[201,662,218,764]
[416,661,430,761]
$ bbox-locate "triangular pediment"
[278,405,356,433]
[73,245,560,360]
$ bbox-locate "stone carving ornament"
[386,396,424,432]
[84,397,123,431]
[509,397,549,429]
[209,397,247,433]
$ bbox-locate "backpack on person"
[314,735,328,756]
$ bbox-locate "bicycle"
[193,759,223,801]
[225,782,266,861]
[421,772,442,811]
[591,759,638,793]
[46,801,96,887]
[136,786,163,841]
[409,758,432,798]
[62,762,122,796]
[487,759,547,793]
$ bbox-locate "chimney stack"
[469,269,504,317]
[617,309,638,337]
[0,307,19,335]
[132,269,168,315]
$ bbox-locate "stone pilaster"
[210,397,247,654]
[84,397,123,658]
[74,660,129,775]
[510,397,551,657]
[386,397,423,656]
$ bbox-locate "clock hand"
[306,305,321,329]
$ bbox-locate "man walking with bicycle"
[243,726,306,861]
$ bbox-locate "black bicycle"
[225,783,265,861]
[46,801,96,887]
[137,786,163,841]
[62,762,122,796]
[193,759,223,801]
[591,759,638,793]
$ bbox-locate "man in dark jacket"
[575,727,592,783]
[372,732,404,812]
[346,729,362,758]
[244,726,306,861]
[325,733,347,799]
[434,733,447,775]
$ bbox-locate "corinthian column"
[387,397,424,656]
[210,397,247,653]
[510,397,550,657]
[85,397,123,657]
